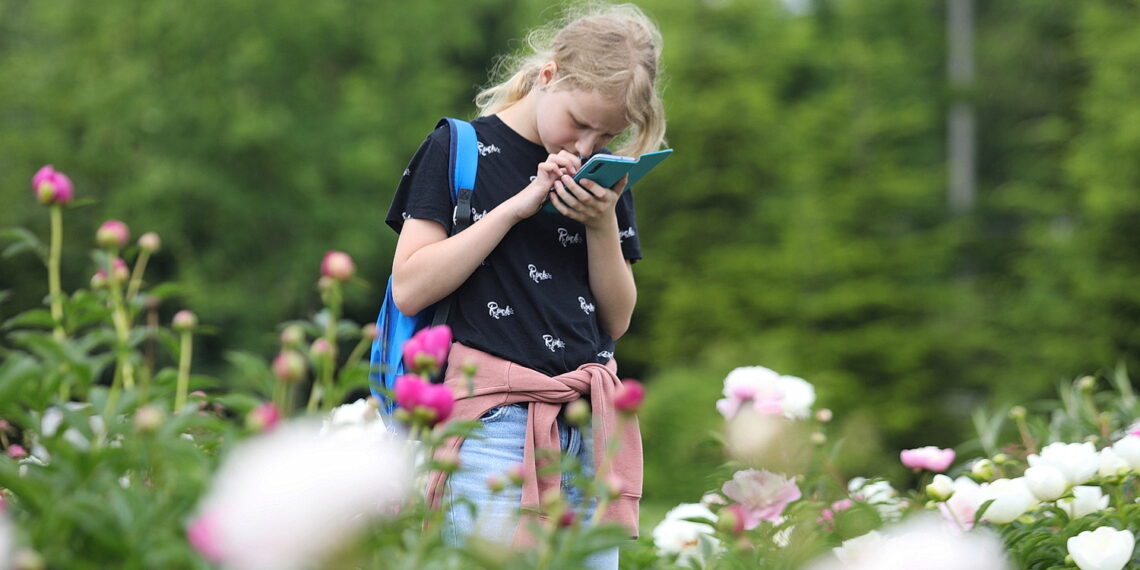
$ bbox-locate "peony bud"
[392,374,455,427]
[402,325,453,376]
[814,408,833,423]
[6,444,27,459]
[486,475,507,493]
[90,270,107,289]
[138,231,161,253]
[971,458,996,481]
[433,449,461,473]
[96,219,130,249]
[564,399,591,427]
[926,474,955,502]
[559,508,577,528]
[32,165,74,205]
[1076,375,1096,392]
[279,325,305,348]
[717,503,747,536]
[506,464,525,486]
[134,405,165,433]
[272,350,307,383]
[1008,406,1026,421]
[613,379,645,415]
[310,338,332,361]
[320,250,356,282]
[246,402,280,432]
[361,323,379,341]
[172,310,198,333]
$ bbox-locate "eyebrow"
[571,113,621,138]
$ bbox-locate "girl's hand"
[511,151,582,220]
[549,174,628,229]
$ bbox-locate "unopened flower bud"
[815,408,833,423]
[613,379,645,415]
[559,508,577,528]
[32,165,74,206]
[506,464,525,486]
[90,271,107,289]
[564,399,591,427]
[926,474,955,501]
[971,458,996,481]
[109,257,129,282]
[172,310,198,333]
[486,475,507,493]
[320,250,356,282]
[279,324,305,348]
[138,231,161,253]
[1077,375,1096,392]
[1008,406,1026,421]
[96,219,130,249]
[310,338,333,362]
[6,444,27,459]
[134,405,165,433]
[810,432,827,445]
[434,449,461,473]
[361,323,379,341]
[717,503,747,536]
[245,402,280,432]
[272,350,307,383]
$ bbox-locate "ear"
[537,62,559,89]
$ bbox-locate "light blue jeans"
[442,403,619,569]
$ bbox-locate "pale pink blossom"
[938,476,984,531]
[96,220,130,249]
[320,250,356,282]
[271,350,307,383]
[900,446,956,472]
[721,469,801,524]
[172,310,198,333]
[715,366,815,420]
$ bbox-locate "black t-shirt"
[386,115,642,376]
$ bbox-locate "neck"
[497,94,541,147]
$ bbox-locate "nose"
[575,136,598,158]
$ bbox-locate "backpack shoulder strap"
[438,117,478,234]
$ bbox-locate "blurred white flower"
[716,366,815,420]
[1027,442,1098,486]
[805,514,1012,570]
[926,474,955,502]
[1110,435,1140,471]
[29,403,108,462]
[1059,486,1109,519]
[0,513,11,570]
[187,420,411,570]
[1097,447,1130,479]
[321,398,388,442]
[979,478,1038,524]
[938,476,984,531]
[651,503,720,567]
[848,477,906,522]
[1024,464,1067,501]
[1067,527,1135,570]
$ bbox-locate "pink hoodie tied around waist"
[425,342,643,544]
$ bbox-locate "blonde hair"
[475,2,667,157]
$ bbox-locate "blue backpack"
[369,118,479,414]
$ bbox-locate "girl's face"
[534,84,630,158]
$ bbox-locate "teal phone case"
[543,149,673,214]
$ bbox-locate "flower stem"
[108,274,136,391]
[48,204,65,340]
[126,249,151,301]
[174,330,193,412]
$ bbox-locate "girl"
[385,2,666,566]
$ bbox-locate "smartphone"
[543,149,674,214]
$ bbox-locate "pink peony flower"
[392,374,454,426]
[613,379,645,414]
[937,476,984,531]
[402,325,452,375]
[96,220,131,249]
[716,366,815,420]
[32,165,74,205]
[6,445,26,459]
[320,250,356,282]
[721,469,801,525]
[900,446,956,472]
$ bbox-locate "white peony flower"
[979,478,1038,524]
[939,476,985,531]
[29,403,108,462]
[848,477,906,522]
[805,514,1012,570]
[1097,447,1130,479]
[1067,527,1135,570]
[187,420,412,570]
[1110,435,1140,471]
[651,503,720,567]
[321,398,389,442]
[1027,442,1098,487]
[1024,464,1068,501]
[1059,486,1109,519]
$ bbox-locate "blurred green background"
[2,0,1139,509]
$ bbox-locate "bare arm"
[391,151,583,315]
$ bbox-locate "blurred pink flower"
[393,374,454,426]
[818,498,855,524]
[6,445,26,459]
[172,310,198,333]
[937,476,984,531]
[271,350,307,383]
[187,421,411,570]
[716,366,815,420]
[614,379,645,414]
[96,220,130,249]
[32,165,74,205]
[721,469,801,524]
[246,402,280,433]
[402,325,452,375]
[900,446,956,472]
[720,503,749,535]
[320,250,356,282]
